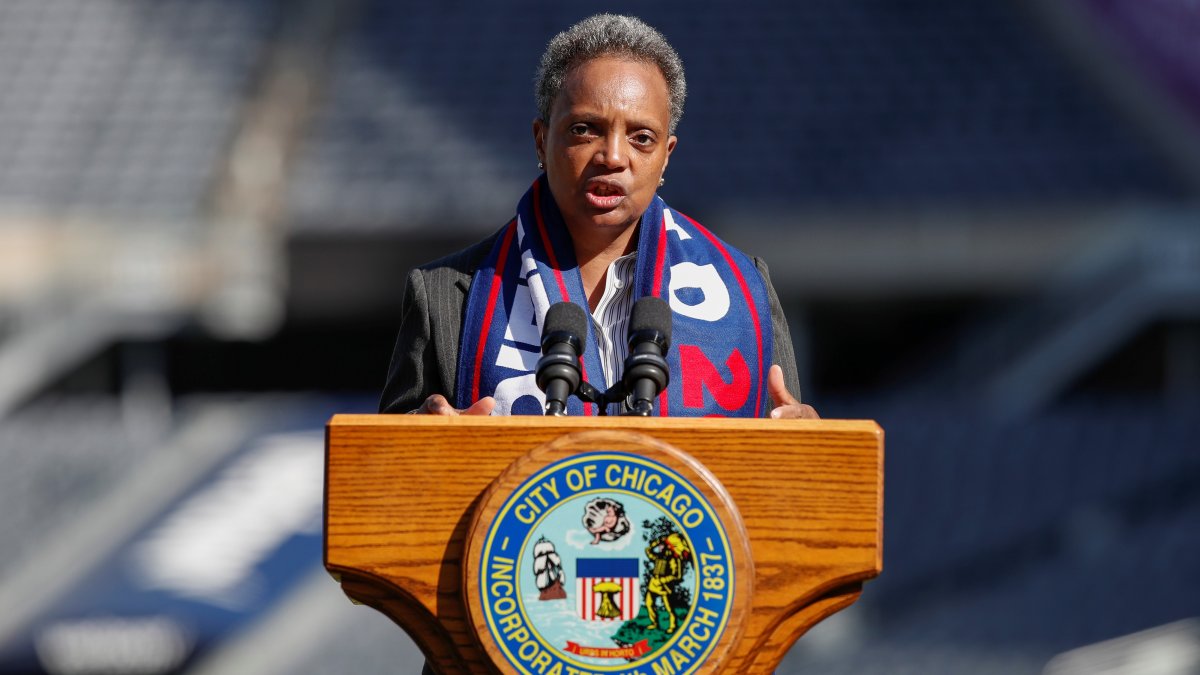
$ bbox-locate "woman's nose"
[594,135,626,169]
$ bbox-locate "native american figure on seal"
[644,532,692,633]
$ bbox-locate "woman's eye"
[632,133,654,146]
[569,124,590,136]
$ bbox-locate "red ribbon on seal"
[563,639,650,659]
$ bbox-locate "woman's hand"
[767,365,819,419]
[411,394,496,415]
[410,370,810,418]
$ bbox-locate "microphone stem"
[623,400,654,416]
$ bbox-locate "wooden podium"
[324,415,882,674]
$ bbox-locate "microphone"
[536,302,588,416]
[622,296,672,416]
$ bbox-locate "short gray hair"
[535,14,687,133]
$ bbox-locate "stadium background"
[0,1,1197,673]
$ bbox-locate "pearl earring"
[659,177,665,187]
[538,161,544,170]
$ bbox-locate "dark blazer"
[379,232,801,414]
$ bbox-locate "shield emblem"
[575,558,640,621]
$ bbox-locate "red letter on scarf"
[680,344,750,411]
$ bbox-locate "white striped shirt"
[589,251,638,414]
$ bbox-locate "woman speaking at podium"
[380,14,817,421]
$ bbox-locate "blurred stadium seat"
[286,0,1186,234]
[0,1,1197,673]
[0,0,281,219]
[0,397,146,576]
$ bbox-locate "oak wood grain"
[325,415,882,674]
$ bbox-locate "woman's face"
[534,56,677,239]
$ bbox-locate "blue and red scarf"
[457,175,773,418]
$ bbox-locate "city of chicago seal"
[478,451,736,675]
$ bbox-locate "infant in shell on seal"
[582,497,631,545]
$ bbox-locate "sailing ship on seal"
[533,536,567,600]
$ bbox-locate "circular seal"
[467,432,749,675]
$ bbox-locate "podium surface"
[325,415,882,674]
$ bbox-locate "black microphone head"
[542,301,588,352]
[629,296,672,350]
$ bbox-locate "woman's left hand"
[767,364,820,419]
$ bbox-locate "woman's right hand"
[411,394,496,415]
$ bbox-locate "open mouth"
[585,181,626,209]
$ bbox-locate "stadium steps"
[909,223,1200,416]
[0,394,373,673]
[285,0,1184,233]
[0,0,283,220]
